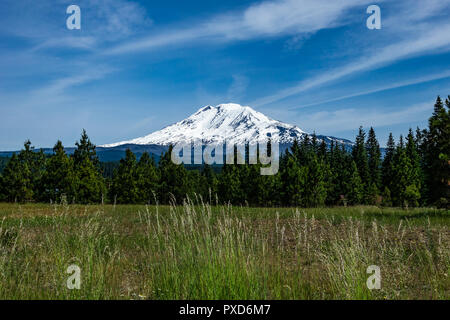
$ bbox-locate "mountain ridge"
[101,103,354,148]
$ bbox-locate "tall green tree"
[392,135,420,207]
[0,173,5,202]
[347,160,364,205]
[366,127,382,189]
[218,162,242,204]
[111,149,139,204]
[382,133,396,199]
[73,129,99,168]
[158,146,189,204]
[200,164,217,203]
[302,152,327,207]
[352,127,370,202]
[1,153,31,202]
[366,128,382,204]
[41,141,76,202]
[72,130,105,203]
[136,152,159,204]
[18,140,46,198]
[280,153,303,206]
[1,140,45,202]
[422,96,450,206]
[406,128,422,203]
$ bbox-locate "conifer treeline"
[0,96,448,207]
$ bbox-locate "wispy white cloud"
[107,0,375,55]
[252,22,450,107]
[297,101,433,133]
[289,70,450,109]
[227,75,249,101]
[0,0,152,50]
[88,0,152,39]
[31,36,98,51]
[251,0,450,106]
[31,66,115,101]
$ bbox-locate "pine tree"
[17,140,46,199]
[75,156,104,204]
[136,152,159,204]
[352,127,370,202]
[73,129,99,168]
[200,164,217,203]
[0,173,5,202]
[347,160,364,205]
[311,132,318,153]
[382,133,396,196]
[422,96,450,206]
[1,140,47,202]
[41,141,76,202]
[405,128,422,205]
[239,162,256,205]
[318,139,327,161]
[290,139,301,160]
[303,153,327,207]
[218,162,241,204]
[1,153,30,202]
[111,149,139,204]
[280,153,303,206]
[73,130,105,203]
[328,143,349,205]
[381,186,392,207]
[392,135,416,207]
[366,127,381,189]
[158,146,189,204]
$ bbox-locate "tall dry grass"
[0,200,448,299]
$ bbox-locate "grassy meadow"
[0,200,448,300]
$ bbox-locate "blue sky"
[0,0,449,150]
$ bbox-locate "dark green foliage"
[199,164,218,203]
[40,141,76,203]
[74,156,105,204]
[218,163,242,204]
[391,136,418,207]
[352,127,370,203]
[0,157,9,174]
[421,96,450,206]
[111,149,140,204]
[73,129,99,168]
[406,129,422,204]
[366,127,382,190]
[72,130,105,204]
[158,145,189,205]
[347,161,364,205]
[136,152,159,203]
[1,154,29,202]
[381,186,392,207]
[100,162,120,179]
[382,133,396,198]
[1,141,45,202]
[280,153,303,206]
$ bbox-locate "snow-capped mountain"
[101,103,353,148]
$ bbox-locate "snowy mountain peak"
[101,103,350,148]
